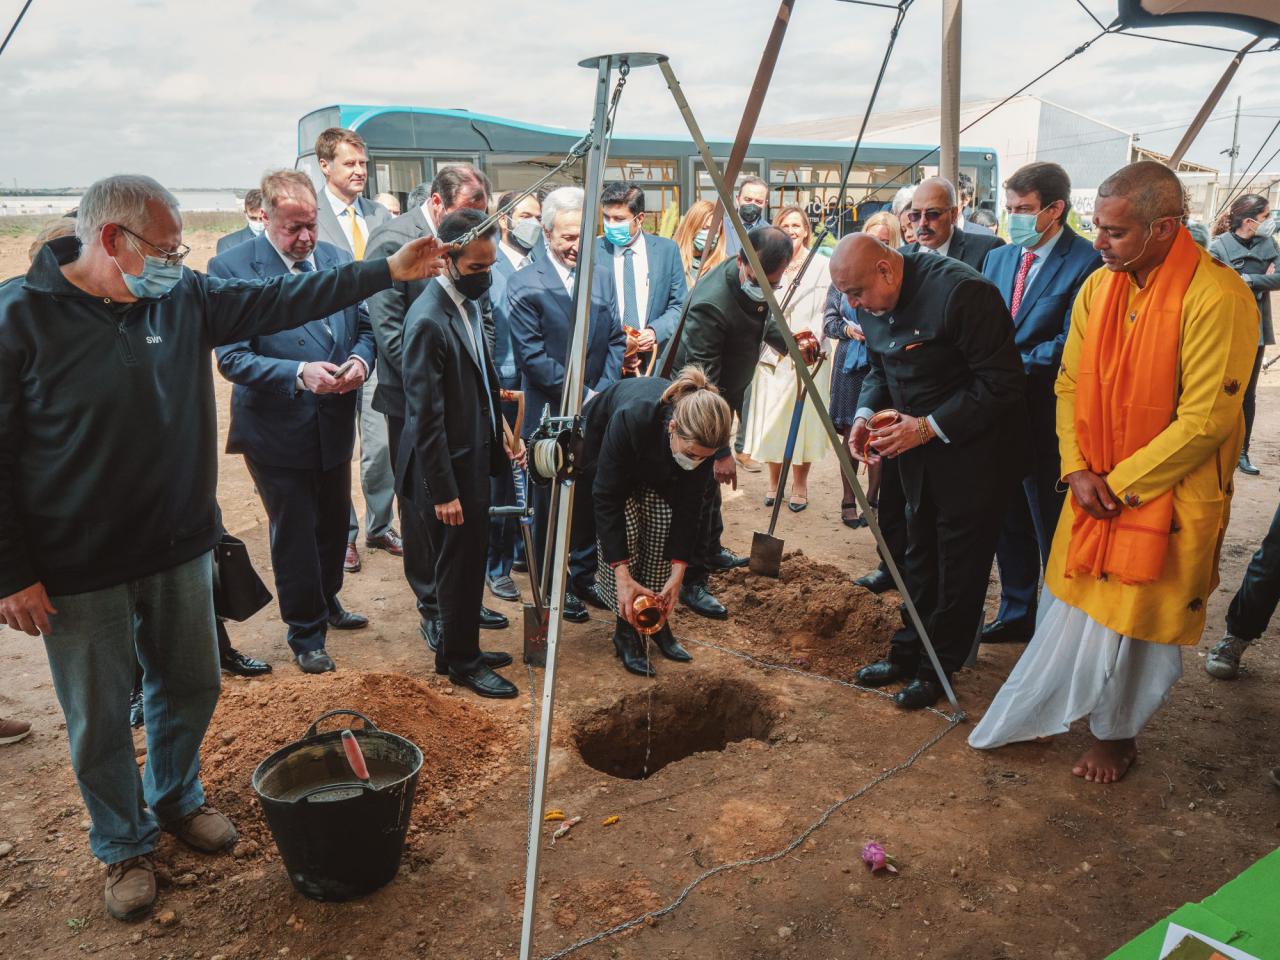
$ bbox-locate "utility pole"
[1226,95,1242,187]
[940,0,962,186]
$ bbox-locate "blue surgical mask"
[741,279,767,302]
[1008,207,1056,249]
[603,220,634,247]
[693,228,708,253]
[247,218,265,236]
[114,253,183,298]
[1257,217,1278,239]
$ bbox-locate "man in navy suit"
[209,170,376,674]
[508,186,625,621]
[980,162,1103,644]
[215,190,264,254]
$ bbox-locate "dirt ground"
[1,227,1278,959]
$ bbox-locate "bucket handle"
[304,709,381,740]
[296,781,378,803]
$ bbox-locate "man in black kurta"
[833,234,1027,709]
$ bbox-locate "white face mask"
[1256,217,1278,238]
[247,218,265,236]
[672,449,704,471]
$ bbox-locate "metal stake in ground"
[517,52,664,960]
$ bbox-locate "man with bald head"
[833,232,1026,709]
[970,161,1258,783]
[904,176,1004,269]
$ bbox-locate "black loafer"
[435,650,514,676]
[512,559,529,573]
[448,665,519,699]
[220,648,272,676]
[855,660,910,687]
[853,568,895,594]
[652,626,693,662]
[1238,453,1262,476]
[563,593,590,624]
[577,583,609,610]
[679,583,728,620]
[980,618,1033,644]
[421,618,441,652]
[478,605,509,630]
[894,677,945,710]
[296,650,336,674]
[327,608,369,630]
[487,575,520,602]
[613,622,657,677]
[707,548,750,571]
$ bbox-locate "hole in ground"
[574,675,778,780]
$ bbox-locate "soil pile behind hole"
[574,674,776,779]
[200,673,515,861]
[710,552,900,679]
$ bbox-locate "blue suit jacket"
[594,233,688,351]
[507,252,625,438]
[490,252,520,390]
[981,225,1102,391]
[209,235,377,471]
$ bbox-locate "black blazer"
[902,227,1004,272]
[581,377,713,566]
[396,280,505,509]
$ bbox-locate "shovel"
[749,353,825,577]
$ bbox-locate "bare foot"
[1072,737,1136,784]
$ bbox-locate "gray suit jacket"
[316,191,392,259]
[365,205,435,418]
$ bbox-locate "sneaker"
[104,855,156,921]
[164,805,238,853]
[1205,634,1250,680]
[0,717,31,745]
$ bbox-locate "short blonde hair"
[260,169,316,211]
[861,211,903,248]
[662,365,733,450]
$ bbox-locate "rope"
[1214,117,1280,217]
[0,0,33,61]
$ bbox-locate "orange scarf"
[1065,226,1199,585]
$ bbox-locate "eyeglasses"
[906,208,949,225]
[119,225,191,267]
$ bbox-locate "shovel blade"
[749,531,784,577]
[522,603,546,666]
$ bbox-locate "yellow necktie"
[347,206,365,260]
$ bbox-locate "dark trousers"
[1243,344,1265,454]
[387,414,439,624]
[245,458,350,656]
[734,382,753,455]
[486,398,521,582]
[531,481,597,597]
[686,469,726,587]
[890,461,1013,680]
[1227,498,1280,641]
[992,388,1065,625]
[418,493,489,674]
[872,458,909,574]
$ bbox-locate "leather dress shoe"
[487,575,520,602]
[563,592,590,624]
[894,677,945,710]
[652,626,693,662]
[577,583,609,610]
[366,529,404,557]
[343,542,361,572]
[855,660,910,687]
[435,650,514,676]
[707,547,750,571]
[512,558,529,573]
[296,650,336,674]
[104,855,156,921]
[1239,453,1262,476]
[448,664,519,699]
[421,618,442,652]
[478,605,509,630]
[980,618,1033,644]
[613,621,657,677]
[853,568,895,594]
[328,609,368,630]
[220,647,272,676]
[680,583,728,620]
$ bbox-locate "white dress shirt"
[324,185,367,257]
[499,239,530,272]
[549,254,576,295]
[1022,223,1065,290]
[609,231,650,328]
[920,233,953,258]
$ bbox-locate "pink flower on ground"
[861,841,898,874]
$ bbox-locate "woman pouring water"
[572,366,734,676]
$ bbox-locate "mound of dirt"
[708,551,900,679]
[198,672,517,862]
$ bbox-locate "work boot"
[164,805,238,853]
[1205,634,1251,680]
[0,716,31,745]
[613,620,657,677]
[104,855,156,921]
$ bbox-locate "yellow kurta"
[1046,247,1258,645]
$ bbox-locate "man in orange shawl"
[970,161,1258,783]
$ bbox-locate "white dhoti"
[968,588,1184,748]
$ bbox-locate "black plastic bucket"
[251,710,423,901]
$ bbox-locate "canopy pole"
[939,0,962,186]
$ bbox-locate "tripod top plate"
[577,52,667,70]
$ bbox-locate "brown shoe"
[734,452,763,473]
[343,542,361,573]
[104,855,156,921]
[365,529,404,557]
[0,717,31,745]
[165,805,238,853]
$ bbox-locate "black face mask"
[739,202,763,226]
[452,266,493,301]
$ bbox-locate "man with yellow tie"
[314,127,400,574]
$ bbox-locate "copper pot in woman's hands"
[632,595,666,636]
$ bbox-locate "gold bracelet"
[917,418,932,446]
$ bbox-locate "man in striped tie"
[979,163,1103,646]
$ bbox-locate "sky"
[0,0,1278,189]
